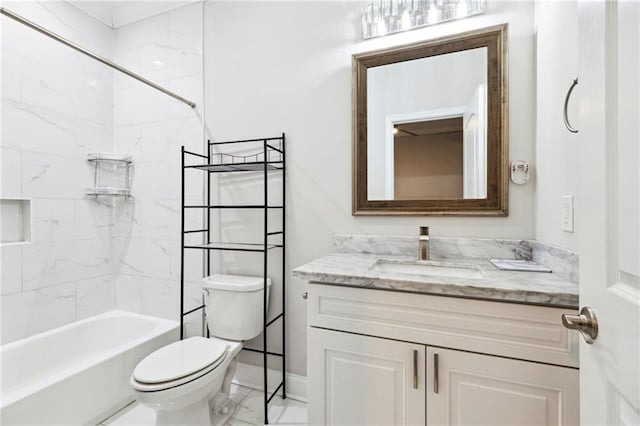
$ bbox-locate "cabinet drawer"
[307,283,579,367]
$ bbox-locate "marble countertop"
[292,253,579,308]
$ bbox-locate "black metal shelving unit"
[180,134,286,424]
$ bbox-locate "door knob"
[562,306,598,344]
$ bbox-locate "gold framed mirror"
[352,24,508,216]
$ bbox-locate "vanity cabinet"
[306,284,580,426]
[308,327,425,426]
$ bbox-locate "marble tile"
[22,239,112,290]
[21,151,91,199]
[333,234,531,260]
[1,148,22,197]
[139,43,202,84]
[113,49,143,90]
[2,100,71,155]
[1,245,22,295]
[135,117,204,163]
[232,390,307,426]
[76,275,115,320]
[103,401,156,426]
[530,241,579,284]
[114,273,144,313]
[129,161,175,200]
[2,1,113,56]
[270,398,308,425]
[116,199,182,240]
[140,276,180,320]
[293,253,579,308]
[184,279,206,311]
[168,3,204,46]
[17,56,112,127]
[114,12,169,51]
[1,282,76,344]
[114,83,171,126]
[229,383,253,406]
[169,74,203,119]
[75,198,114,240]
[113,124,143,159]
[100,386,305,426]
[171,239,205,283]
[0,49,23,102]
[1,100,113,159]
[30,198,76,243]
[431,237,532,261]
[113,237,172,279]
[225,417,254,426]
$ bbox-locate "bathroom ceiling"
[66,0,197,28]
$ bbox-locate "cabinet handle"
[563,78,579,133]
[413,350,418,389]
[433,352,439,394]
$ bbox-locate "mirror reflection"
[366,47,488,201]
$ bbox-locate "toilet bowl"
[130,274,271,426]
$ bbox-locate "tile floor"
[99,384,307,426]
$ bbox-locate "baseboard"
[233,361,307,403]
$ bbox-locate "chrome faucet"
[419,226,430,260]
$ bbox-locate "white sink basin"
[370,260,485,280]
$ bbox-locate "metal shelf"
[87,152,133,164]
[180,134,287,424]
[87,153,133,198]
[186,161,283,173]
[184,204,283,209]
[183,242,282,252]
[85,187,131,197]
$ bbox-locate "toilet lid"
[133,337,228,384]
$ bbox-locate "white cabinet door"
[308,327,426,426]
[426,347,579,426]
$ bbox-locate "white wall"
[534,0,578,251]
[204,1,536,375]
[0,1,115,343]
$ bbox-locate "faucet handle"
[420,226,429,236]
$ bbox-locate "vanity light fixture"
[362,0,486,39]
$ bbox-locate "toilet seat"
[131,337,228,392]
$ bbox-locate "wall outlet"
[561,195,574,233]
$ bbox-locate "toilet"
[130,274,272,426]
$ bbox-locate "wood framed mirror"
[352,24,508,216]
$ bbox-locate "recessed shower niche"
[0,198,32,245]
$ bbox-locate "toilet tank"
[202,274,272,341]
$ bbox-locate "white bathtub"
[0,310,179,425]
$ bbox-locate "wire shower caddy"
[180,134,286,424]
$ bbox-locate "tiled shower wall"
[0,1,115,344]
[110,3,205,335]
[0,1,204,344]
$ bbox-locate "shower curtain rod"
[0,6,196,108]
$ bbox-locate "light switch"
[561,195,574,233]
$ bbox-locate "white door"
[307,327,426,426]
[426,347,579,425]
[462,84,486,199]
[576,0,640,424]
